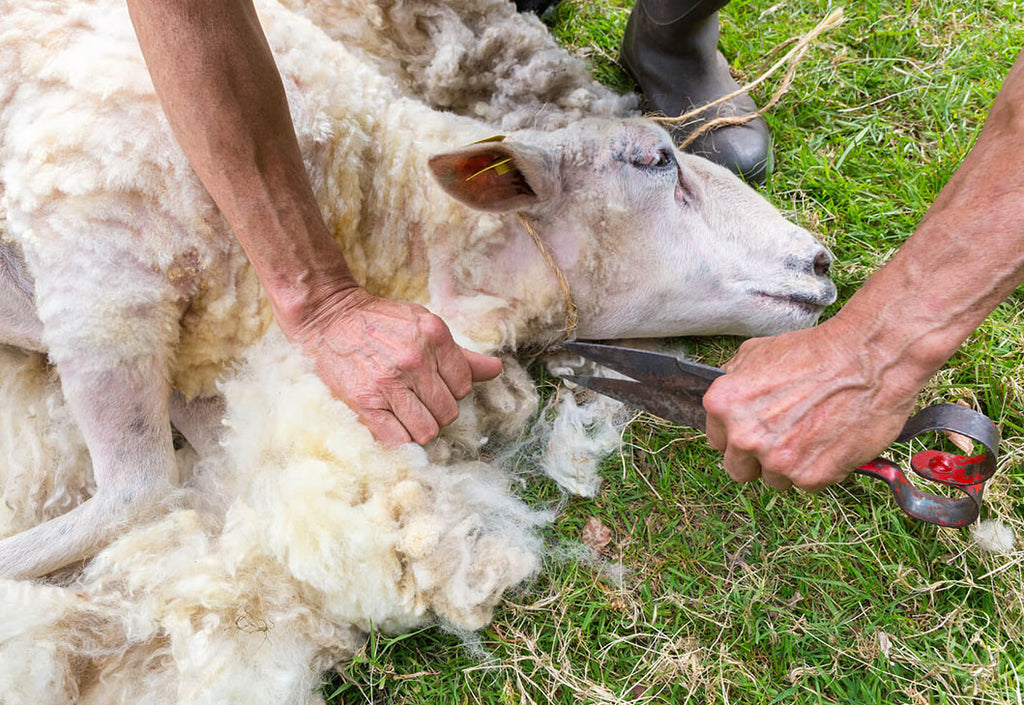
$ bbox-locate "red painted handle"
[854,404,998,528]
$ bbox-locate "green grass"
[325,1,1024,702]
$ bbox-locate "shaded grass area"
[326,1,1024,702]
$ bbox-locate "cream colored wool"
[539,393,629,498]
[0,348,93,537]
[278,0,636,130]
[532,353,633,497]
[0,331,551,704]
[970,519,1015,554]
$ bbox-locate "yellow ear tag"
[469,134,507,144]
[466,157,514,181]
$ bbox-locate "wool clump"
[970,519,1015,554]
[0,332,560,704]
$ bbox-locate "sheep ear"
[428,142,556,212]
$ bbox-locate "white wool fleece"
[0,347,93,538]
[0,330,551,704]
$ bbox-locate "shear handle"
[855,459,984,528]
[855,403,999,527]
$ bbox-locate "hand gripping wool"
[0,0,837,701]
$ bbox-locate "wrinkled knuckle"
[736,337,765,354]
[793,477,823,493]
[728,431,761,454]
[436,401,460,428]
[361,407,393,426]
[411,419,440,445]
[373,371,404,392]
[760,460,791,484]
[395,349,427,372]
[361,411,405,445]
[350,390,384,412]
[784,466,822,492]
[703,384,743,418]
[419,313,451,342]
[702,392,729,418]
[765,446,798,473]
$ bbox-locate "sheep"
[0,0,836,702]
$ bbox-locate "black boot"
[514,0,561,16]
[621,0,772,183]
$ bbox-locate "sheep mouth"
[754,291,833,314]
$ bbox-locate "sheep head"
[428,118,837,341]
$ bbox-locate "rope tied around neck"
[516,213,578,339]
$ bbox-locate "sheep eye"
[633,147,675,170]
[652,148,673,168]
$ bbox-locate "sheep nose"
[812,247,832,278]
[790,245,833,278]
[784,234,835,280]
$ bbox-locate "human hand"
[702,319,925,492]
[285,286,503,446]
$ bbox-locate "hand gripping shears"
[561,341,1000,527]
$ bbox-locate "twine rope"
[655,8,845,151]
[517,213,579,337]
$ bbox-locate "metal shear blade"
[561,341,1000,528]
[566,375,711,430]
[562,341,722,424]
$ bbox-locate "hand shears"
[561,341,1000,527]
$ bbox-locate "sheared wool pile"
[0,331,588,704]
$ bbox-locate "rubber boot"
[621,0,772,183]
[514,0,560,16]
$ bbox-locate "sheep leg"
[0,350,178,579]
[169,390,225,457]
[0,242,43,352]
[2,236,222,458]
[0,237,185,580]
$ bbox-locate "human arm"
[125,0,502,445]
[703,50,1024,492]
